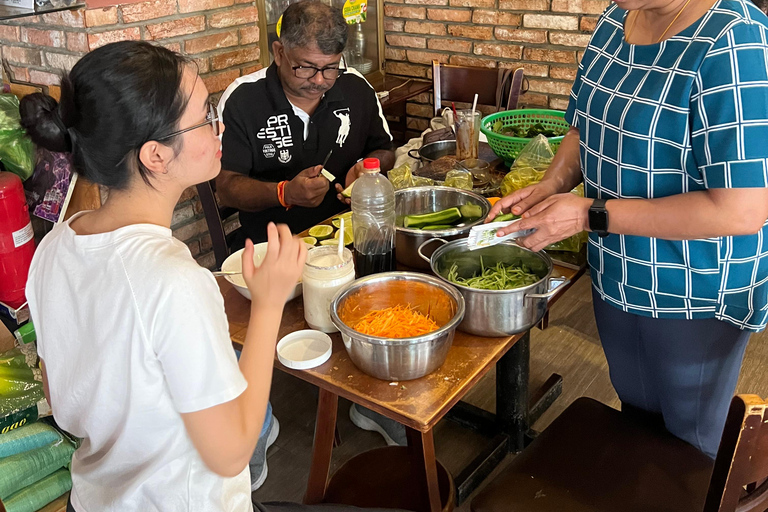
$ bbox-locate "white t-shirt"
[25,213,252,512]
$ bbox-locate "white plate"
[276,330,332,370]
[221,246,302,302]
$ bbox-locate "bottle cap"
[363,158,380,170]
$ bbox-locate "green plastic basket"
[481,109,570,166]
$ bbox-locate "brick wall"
[0,0,260,268]
[383,0,609,134]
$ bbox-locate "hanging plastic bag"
[500,134,553,197]
[500,136,586,252]
[0,94,35,181]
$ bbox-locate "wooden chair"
[432,61,526,117]
[471,395,768,512]
[196,179,239,270]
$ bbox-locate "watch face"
[589,207,608,234]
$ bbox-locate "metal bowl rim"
[330,271,466,346]
[394,186,491,235]
[429,239,554,295]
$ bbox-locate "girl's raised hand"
[242,222,307,310]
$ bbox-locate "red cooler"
[0,172,35,309]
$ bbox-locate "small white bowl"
[221,245,302,302]
[276,330,333,370]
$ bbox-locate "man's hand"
[336,159,366,205]
[284,165,330,208]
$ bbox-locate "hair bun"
[19,92,71,153]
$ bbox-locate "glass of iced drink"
[455,109,481,160]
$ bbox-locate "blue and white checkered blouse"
[566,0,768,331]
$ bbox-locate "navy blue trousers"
[592,288,751,459]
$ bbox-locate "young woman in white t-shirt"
[19,41,313,512]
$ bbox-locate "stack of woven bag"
[0,422,74,512]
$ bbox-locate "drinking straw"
[471,93,478,118]
[338,217,345,262]
[451,101,458,122]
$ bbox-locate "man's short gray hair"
[280,1,348,55]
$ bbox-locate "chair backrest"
[432,61,525,117]
[196,179,236,270]
[704,394,768,512]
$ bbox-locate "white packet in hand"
[466,219,534,250]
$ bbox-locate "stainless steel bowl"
[395,186,490,269]
[330,272,465,380]
[419,239,568,336]
[407,140,457,163]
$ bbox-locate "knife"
[319,150,335,181]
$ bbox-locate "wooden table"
[368,75,433,145]
[219,257,585,512]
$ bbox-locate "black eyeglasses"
[283,50,345,80]
[292,65,345,80]
[157,101,220,141]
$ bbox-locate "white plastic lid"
[276,330,333,370]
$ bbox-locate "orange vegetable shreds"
[353,305,440,338]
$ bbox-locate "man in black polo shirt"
[215,1,404,491]
[216,0,395,243]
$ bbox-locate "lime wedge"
[331,211,353,228]
[302,236,317,246]
[341,181,355,198]
[319,239,341,246]
[308,225,334,240]
[334,226,354,245]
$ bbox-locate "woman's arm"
[511,187,768,252]
[180,224,306,477]
[487,127,583,221]
[179,304,283,477]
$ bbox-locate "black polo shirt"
[218,63,393,242]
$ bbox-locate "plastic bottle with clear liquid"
[351,158,396,277]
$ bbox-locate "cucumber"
[404,207,461,228]
[421,225,455,231]
[494,213,520,223]
[459,204,483,219]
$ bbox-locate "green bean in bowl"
[446,257,540,290]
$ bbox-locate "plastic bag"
[0,95,35,181]
[500,134,554,197]
[0,94,22,132]
[500,136,586,252]
[1,348,44,434]
[444,169,473,190]
[387,162,414,190]
[3,468,71,512]
[0,423,63,459]
[0,439,75,500]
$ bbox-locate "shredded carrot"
[353,304,440,338]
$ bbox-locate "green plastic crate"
[481,109,571,166]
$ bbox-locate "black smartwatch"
[588,198,610,238]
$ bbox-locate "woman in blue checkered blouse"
[490,0,768,458]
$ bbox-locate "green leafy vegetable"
[492,121,568,139]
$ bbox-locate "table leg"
[304,388,338,504]
[406,428,443,512]
[496,330,530,453]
